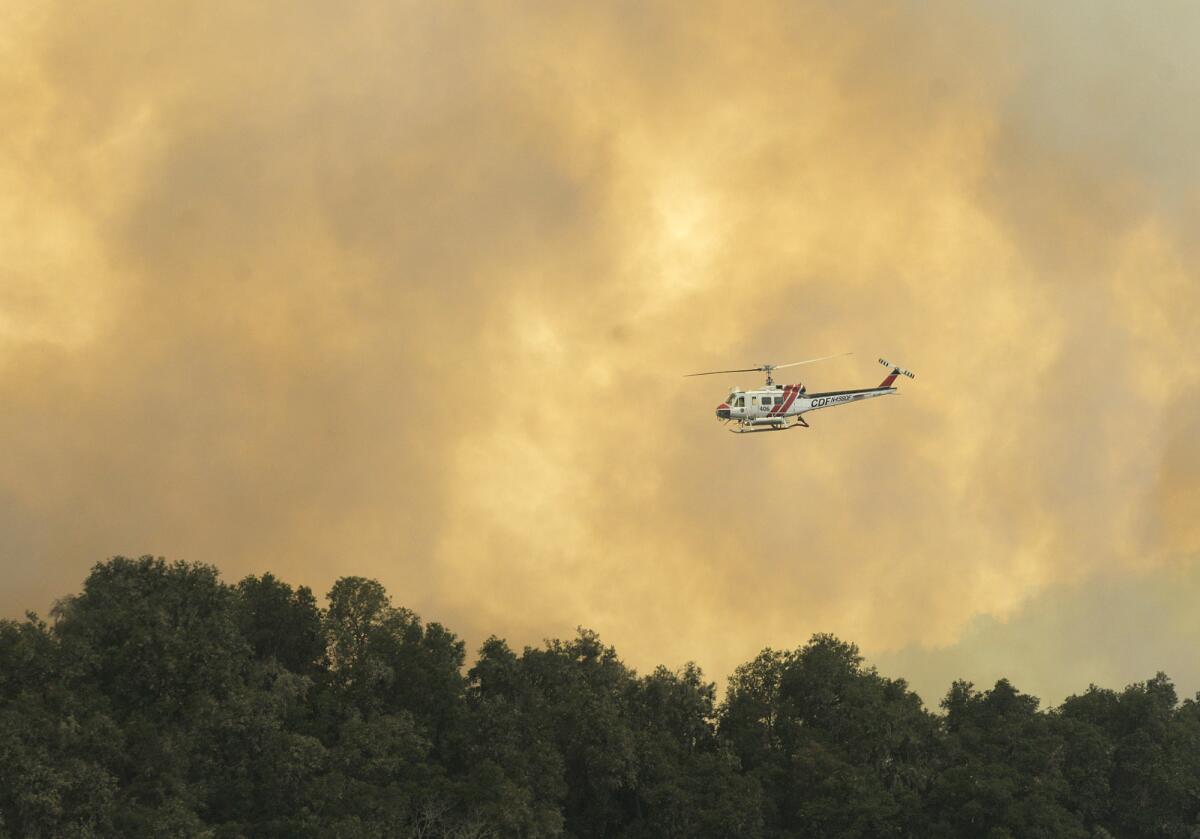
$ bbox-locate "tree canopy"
[1,556,1197,838]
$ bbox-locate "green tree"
[315,577,474,834]
[928,679,1086,839]
[50,556,252,834]
[463,636,566,839]
[1062,674,1200,838]
[720,635,935,838]
[54,556,249,720]
[627,663,763,838]
[322,577,466,743]
[0,615,118,838]
[236,573,324,674]
[518,629,638,838]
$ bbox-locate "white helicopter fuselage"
[718,383,895,427]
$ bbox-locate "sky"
[2,0,1199,709]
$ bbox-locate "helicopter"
[685,354,915,433]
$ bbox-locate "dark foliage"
[1,556,1198,838]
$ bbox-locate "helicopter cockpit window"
[733,396,745,408]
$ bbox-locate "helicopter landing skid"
[729,416,809,433]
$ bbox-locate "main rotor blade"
[772,352,853,370]
[683,367,762,377]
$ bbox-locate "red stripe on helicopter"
[771,387,789,415]
[767,387,785,415]
[781,386,799,413]
[771,385,800,416]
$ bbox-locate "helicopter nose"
[715,403,731,420]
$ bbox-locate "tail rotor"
[878,358,915,388]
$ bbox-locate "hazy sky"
[3,0,1198,708]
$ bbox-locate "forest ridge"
[1,557,1198,838]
